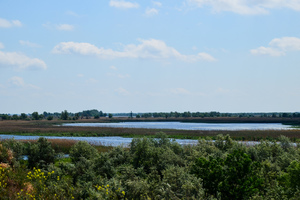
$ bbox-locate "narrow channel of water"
[0,135,197,147]
[61,122,294,130]
[0,135,297,147]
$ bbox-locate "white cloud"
[269,37,300,51]
[9,76,40,89]
[145,8,159,16]
[115,87,130,95]
[109,0,139,9]
[56,24,74,31]
[197,52,216,62]
[12,20,22,27]
[86,78,99,84]
[187,0,300,15]
[110,65,117,70]
[9,76,25,87]
[0,42,4,49]
[117,74,130,78]
[251,37,300,56]
[250,46,284,56]
[107,72,130,78]
[52,39,216,62]
[170,88,191,95]
[19,40,41,48]
[0,18,22,28]
[43,23,74,31]
[215,87,230,94]
[167,88,206,96]
[42,23,52,29]
[66,11,81,17]
[0,51,47,70]
[153,1,162,7]
[77,74,84,77]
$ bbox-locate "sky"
[1,0,300,114]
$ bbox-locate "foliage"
[31,112,39,120]
[27,137,56,168]
[20,113,27,120]
[61,110,69,120]
[218,150,263,199]
[69,141,98,163]
[283,160,300,195]
[47,115,53,120]
[1,134,300,199]
[2,138,24,161]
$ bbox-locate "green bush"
[1,134,300,199]
[2,138,25,161]
[27,137,55,168]
[192,150,263,199]
[70,141,98,163]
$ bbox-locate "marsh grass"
[15,138,113,154]
[1,119,300,142]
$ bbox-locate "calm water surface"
[0,122,295,147]
[62,122,294,130]
[0,135,197,147]
[1,135,295,147]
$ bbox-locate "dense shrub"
[1,134,300,199]
[69,141,98,163]
[2,138,24,161]
[27,137,55,168]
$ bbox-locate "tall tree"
[61,110,69,120]
[31,112,39,120]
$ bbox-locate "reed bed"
[13,138,113,153]
[1,119,300,141]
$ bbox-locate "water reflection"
[62,122,294,131]
[0,135,197,147]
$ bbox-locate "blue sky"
[1,0,300,114]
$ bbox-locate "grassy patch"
[1,119,300,142]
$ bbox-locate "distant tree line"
[139,111,300,119]
[1,110,300,121]
[0,109,111,121]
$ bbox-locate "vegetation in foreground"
[1,133,300,199]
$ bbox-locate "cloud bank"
[187,0,300,15]
[52,39,216,62]
[0,51,47,70]
[251,37,300,56]
[43,23,74,31]
[109,0,139,9]
[19,40,41,48]
[9,76,40,89]
[145,8,159,16]
[56,24,74,31]
[152,1,162,7]
[0,18,22,28]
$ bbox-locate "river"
[0,122,295,147]
[0,135,198,147]
[61,122,294,130]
